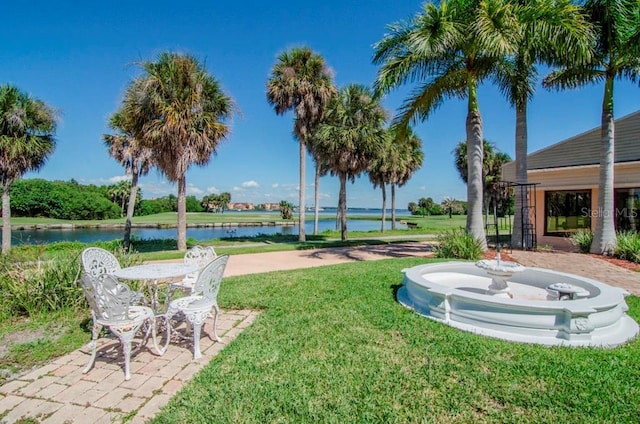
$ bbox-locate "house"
[502,110,640,248]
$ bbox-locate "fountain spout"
[476,253,525,298]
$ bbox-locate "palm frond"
[542,66,604,90]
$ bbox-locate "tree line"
[9,179,217,220]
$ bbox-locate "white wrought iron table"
[114,263,199,313]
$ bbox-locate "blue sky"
[2,1,638,209]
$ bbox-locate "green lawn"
[151,258,640,423]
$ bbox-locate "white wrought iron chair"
[80,273,165,380]
[166,245,217,303]
[81,247,145,305]
[165,255,228,359]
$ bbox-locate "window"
[615,188,640,232]
[545,190,591,235]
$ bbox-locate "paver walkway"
[0,242,637,423]
[508,250,640,295]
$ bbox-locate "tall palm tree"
[104,80,155,251]
[544,0,640,254]
[313,84,387,241]
[136,53,233,251]
[374,0,520,250]
[368,133,394,231]
[0,85,57,254]
[495,0,593,249]
[390,126,423,230]
[266,47,336,241]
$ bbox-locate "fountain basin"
[398,262,639,347]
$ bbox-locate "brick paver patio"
[0,310,259,424]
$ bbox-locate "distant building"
[227,202,254,211]
[257,202,281,211]
[502,110,640,247]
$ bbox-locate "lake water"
[6,213,410,245]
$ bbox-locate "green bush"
[614,231,640,263]
[0,251,84,321]
[433,228,483,260]
[569,230,594,253]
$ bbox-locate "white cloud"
[206,186,220,194]
[241,180,260,188]
[187,184,204,195]
[108,175,130,183]
[86,175,130,185]
[138,181,172,198]
[232,186,243,192]
[272,183,279,188]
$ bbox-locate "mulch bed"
[587,254,640,272]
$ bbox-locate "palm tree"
[453,140,511,222]
[374,0,520,250]
[390,126,423,230]
[104,80,155,251]
[496,0,593,249]
[266,47,337,241]
[313,84,387,241]
[442,197,461,218]
[279,200,294,220]
[0,85,57,254]
[368,133,394,231]
[136,52,233,251]
[544,0,640,254]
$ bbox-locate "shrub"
[569,230,593,253]
[0,246,142,322]
[0,250,84,321]
[433,228,483,260]
[614,231,640,263]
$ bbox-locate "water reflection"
[7,219,402,245]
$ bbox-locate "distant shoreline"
[12,221,298,231]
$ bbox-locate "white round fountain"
[398,258,639,347]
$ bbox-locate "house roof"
[504,110,640,173]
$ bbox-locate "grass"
[0,310,88,382]
[150,258,640,423]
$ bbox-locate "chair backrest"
[80,273,132,321]
[182,246,217,284]
[192,255,229,300]
[82,247,121,278]
[183,245,217,268]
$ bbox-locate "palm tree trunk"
[177,175,187,251]
[2,185,11,254]
[466,79,487,250]
[120,191,126,218]
[339,172,348,241]
[391,184,397,230]
[590,77,617,254]
[123,172,139,252]
[512,105,528,249]
[380,183,387,232]
[298,140,306,242]
[313,164,320,235]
